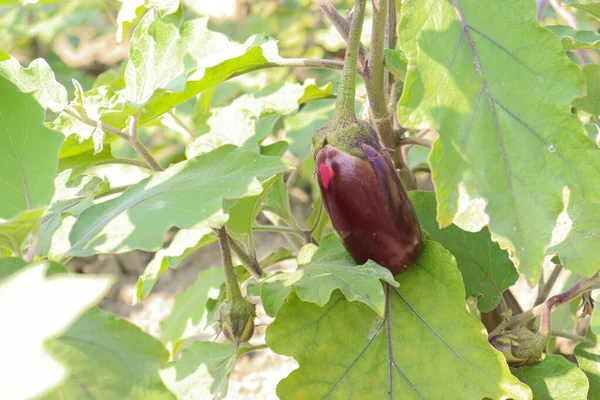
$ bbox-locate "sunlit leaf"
[267,240,531,399]
[0,78,64,219]
[512,355,589,400]
[65,145,288,257]
[398,0,600,281]
[409,191,518,312]
[0,263,113,400]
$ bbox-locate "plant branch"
[364,0,408,174]
[228,235,264,278]
[538,269,600,337]
[252,224,304,237]
[267,58,346,71]
[94,185,130,200]
[126,115,164,172]
[497,269,600,333]
[83,158,152,170]
[65,107,129,141]
[333,0,367,120]
[384,0,396,94]
[217,227,244,302]
[551,330,595,345]
[315,0,367,71]
[168,110,195,141]
[398,136,433,149]
[534,264,563,307]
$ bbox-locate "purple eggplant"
[315,141,422,275]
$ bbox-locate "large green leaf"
[64,145,288,257]
[284,99,335,159]
[573,63,600,119]
[0,208,44,255]
[160,341,237,400]
[546,25,600,51]
[125,10,185,105]
[266,239,531,399]
[41,307,174,400]
[39,171,107,256]
[575,332,600,397]
[260,234,398,317]
[511,355,588,400]
[409,191,518,312]
[397,0,600,281]
[0,78,64,218]
[564,0,600,19]
[0,53,67,113]
[0,263,113,400]
[186,112,281,159]
[137,224,216,300]
[160,267,224,355]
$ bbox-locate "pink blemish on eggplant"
[319,162,335,189]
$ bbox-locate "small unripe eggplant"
[315,137,421,275]
[219,297,255,347]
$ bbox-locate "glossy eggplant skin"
[316,144,422,275]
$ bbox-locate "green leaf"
[260,246,294,268]
[227,175,276,236]
[573,64,600,119]
[397,0,600,281]
[0,78,64,219]
[564,0,600,19]
[409,191,518,312]
[384,49,408,81]
[0,263,113,400]
[0,208,44,255]
[266,239,531,399]
[512,355,589,400]
[65,145,288,257]
[137,224,215,300]
[42,307,174,400]
[260,234,399,318]
[39,171,107,256]
[187,111,281,158]
[284,99,335,159]
[0,52,68,113]
[546,25,600,50]
[160,341,237,400]
[134,20,278,126]
[125,10,185,105]
[263,174,294,225]
[0,257,26,281]
[116,0,145,43]
[159,267,224,355]
[575,332,600,397]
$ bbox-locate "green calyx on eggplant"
[314,136,422,275]
[219,297,256,347]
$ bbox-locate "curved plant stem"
[65,107,129,141]
[127,115,164,172]
[315,0,367,71]
[496,269,600,334]
[217,227,244,302]
[384,0,396,94]
[551,330,594,345]
[83,158,152,170]
[398,136,433,149]
[267,58,346,71]
[228,235,264,278]
[252,224,304,237]
[534,264,563,307]
[334,0,367,121]
[94,185,130,200]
